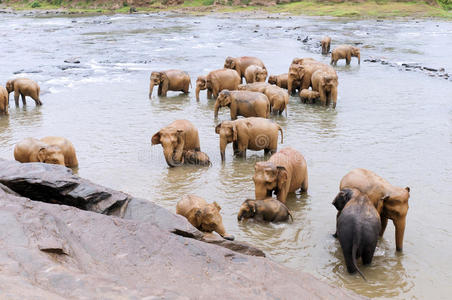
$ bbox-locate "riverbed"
[0,12,451,299]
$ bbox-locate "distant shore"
[1,0,451,19]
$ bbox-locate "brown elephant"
[14,136,78,168]
[224,56,266,82]
[321,36,332,55]
[244,65,267,84]
[288,60,330,95]
[237,198,293,223]
[264,85,289,116]
[195,69,240,101]
[0,86,8,115]
[299,89,320,104]
[149,70,191,98]
[182,150,211,166]
[215,117,283,161]
[6,78,42,106]
[311,68,339,108]
[331,45,361,65]
[151,120,201,167]
[176,194,234,240]
[214,90,270,120]
[337,168,410,251]
[253,147,308,204]
[268,73,288,89]
[291,57,316,65]
[334,188,381,280]
[237,82,270,93]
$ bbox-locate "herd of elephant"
[1,36,407,281]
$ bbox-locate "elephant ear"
[276,166,288,191]
[232,123,238,142]
[187,208,202,228]
[151,131,161,145]
[37,147,47,162]
[405,187,410,193]
[215,123,222,134]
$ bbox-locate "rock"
[302,36,309,43]
[423,66,438,72]
[0,161,364,299]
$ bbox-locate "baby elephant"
[244,65,267,84]
[321,36,332,55]
[299,89,320,104]
[149,70,191,98]
[182,150,211,166]
[334,188,381,281]
[0,85,8,115]
[6,78,42,106]
[331,45,361,66]
[176,195,234,240]
[237,198,293,223]
[267,73,288,89]
[14,136,78,168]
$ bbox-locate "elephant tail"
[352,241,367,281]
[277,125,284,144]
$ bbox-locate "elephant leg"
[393,216,406,251]
[21,94,26,105]
[207,89,213,99]
[31,94,42,106]
[346,54,351,65]
[380,216,388,237]
[14,91,20,106]
[158,85,162,96]
[232,141,239,155]
[361,244,377,265]
[183,82,189,94]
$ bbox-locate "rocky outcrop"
[0,159,364,299]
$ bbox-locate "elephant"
[176,194,234,240]
[237,198,293,223]
[151,119,201,167]
[299,89,320,104]
[14,136,78,168]
[195,69,241,101]
[253,147,308,204]
[244,65,268,84]
[0,86,8,115]
[291,57,316,65]
[182,150,211,166]
[338,168,410,251]
[287,59,330,95]
[224,56,266,83]
[263,85,289,116]
[214,90,270,120]
[215,117,283,161]
[335,188,381,280]
[237,82,270,93]
[268,73,288,89]
[149,70,191,98]
[6,78,42,106]
[311,69,339,108]
[331,45,361,65]
[321,36,332,55]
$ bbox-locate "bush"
[437,0,452,10]
[30,0,41,7]
[123,0,128,6]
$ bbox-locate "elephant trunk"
[163,147,182,168]
[394,216,406,251]
[287,78,293,95]
[237,208,245,221]
[358,53,361,64]
[215,223,234,241]
[214,100,220,118]
[195,85,201,101]
[149,82,155,99]
[219,136,227,162]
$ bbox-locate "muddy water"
[1,12,451,299]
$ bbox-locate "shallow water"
[1,12,451,299]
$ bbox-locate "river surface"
[1,11,451,299]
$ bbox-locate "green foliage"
[437,0,452,10]
[202,0,214,5]
[30,0,41,7]
[51,0,62,5]
[123,0,128,6]
[240,0,250,4]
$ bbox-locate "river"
[0,11,451,299]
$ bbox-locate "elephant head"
[195,76,207,101]
[332,188,356,211]
[5,80,14,95]
[215,121,237,161]
[351,47,361,64]
[224,56,237,70]
[214,90,233,118]
[38,145,65,166]
[149,71,168,98]
[288,64,305,93]
[255,67,268,82]
[253,162,288,200]
[237,199,257,221]
[188,202,234,240]
[183,150,211,166]
[321,75,338,93]
[382,186,410,251]
[151,128,185,167]
[268,75,277,85]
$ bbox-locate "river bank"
[1,0,451,18]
